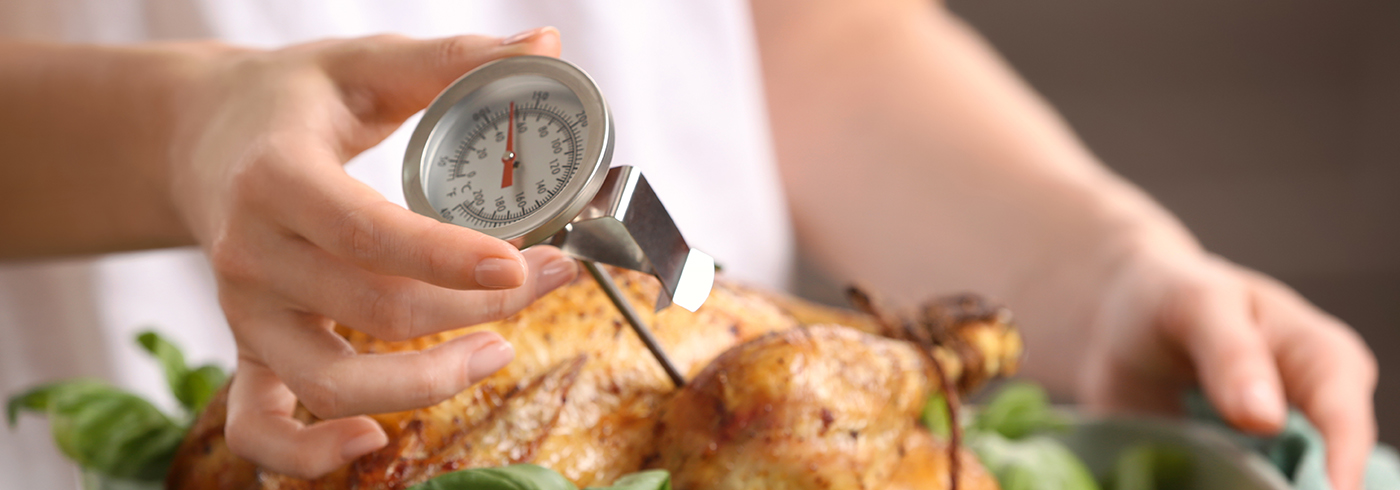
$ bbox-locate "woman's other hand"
[1083,245,1377,490]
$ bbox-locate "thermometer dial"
[402,56,709,387]
[403,56,613,248]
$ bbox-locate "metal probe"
[582,260,687,388]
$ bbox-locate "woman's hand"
[1082,245,1378,490]
[167,28,575,478]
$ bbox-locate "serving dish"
[1054,415,1291,490]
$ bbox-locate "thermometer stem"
[582,260,687,388]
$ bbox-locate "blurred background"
[946,0,1398,445]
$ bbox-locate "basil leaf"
[9,379,184,481]
[1108,443,1191,490]
[80,468,165,490]
[10,381,69,427]
[1111,444,1156,490]
[974,381,1068,439]
[585,470,670,490]
[8,378,106,428]
[997,464,1040,490]
[409,464,578,490]
[181,365,227,415]
[970,433,1101,490]
[50,383,184,480]
[136,331,193,412]
[921,392,952,438]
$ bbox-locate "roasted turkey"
[167,268,1023,489]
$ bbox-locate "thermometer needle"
[501,101,516,188]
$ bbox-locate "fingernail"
[467,341,515,380]
[502,26,552,46]
[1242,380,1286,425]
[340,431,386,461]
[475,258,524,288]
[536,257,578,296]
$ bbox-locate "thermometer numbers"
[439,101,582,228]
[412,67,602,241]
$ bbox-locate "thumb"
[1164,267,1288,435]
[324,27,562,123]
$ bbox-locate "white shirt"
[0,2,793,488]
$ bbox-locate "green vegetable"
[410,464,578,490]
[136,331,227,415]
[408,465,672,490]
[921,380,1097,490]
[970,433,1101,490]
[136,332,189,408]
[7,379,185,480]
[921,392,952,438]
[586,470,671,490]
[80,468,163,490]
[1107,444,1190,490]
[180,364,227,415]
[973,381,1068,439]
[7,330,226,485]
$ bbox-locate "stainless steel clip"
[549,166,714,387]
[551,166,715,313]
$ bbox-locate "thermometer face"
[404,56,613,248]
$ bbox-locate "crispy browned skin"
[884,431,997,490]
[169,270,1021,489]
[655,326,997,490]
[166,382,258,490]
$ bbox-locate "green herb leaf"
[409,464,579,490]
[1108,443,1191,490]
[7,331,215,482]
[1111,444,1156,490]
[970,433,1101,490]
[921,392,952,438]
[136,331,193,412]
[585,470,670,490]
[974,380,1068,439]
[135,330,227,417]
[80,467,165,490]
[182,365,227,415]
[7,378,85,425]
[8,379,112,443]
[8,379,184,481]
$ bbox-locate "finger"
[224,359,387,479]
[1255,280,1377,490]
[1163,271,1287,434]
[324,28,562,124]
[261,237,576,340]
[242,311,517,418]
[1274,328,1376,490]
[250,143,530,290]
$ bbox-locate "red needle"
[501,101,516,188]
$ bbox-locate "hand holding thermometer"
[402,56,713,387]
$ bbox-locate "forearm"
[754,0,1197,393]
[0,42,216,258]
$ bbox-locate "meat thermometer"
[402,55,713,387]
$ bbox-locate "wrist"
[150,42,258,246]
[1077,209,1211,381]
[1011,180,1202,395]
[148,42,248,236]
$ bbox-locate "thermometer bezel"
[403,55,615,248]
